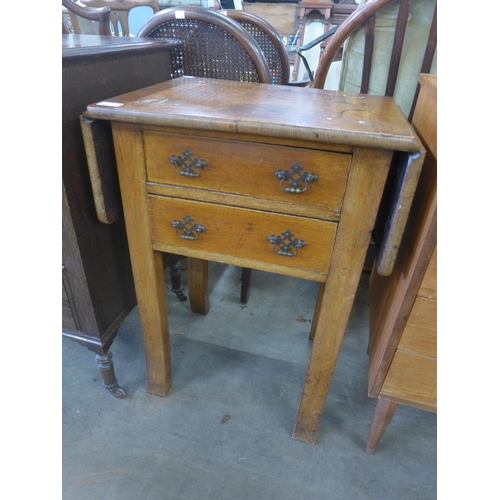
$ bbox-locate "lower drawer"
[148,195,337,276]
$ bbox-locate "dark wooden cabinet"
[62,34,181,396]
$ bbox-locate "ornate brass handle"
[172,215,206,240]
[267,230,306,256]
[274,162,318,193]
[169,148,207,177]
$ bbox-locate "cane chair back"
[137,6,272,83]
[219,9,290,85]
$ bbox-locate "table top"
[84,76,423,153]
[62,34,181,60]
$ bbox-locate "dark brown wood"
[360,15,375,94]
[62,0,112,36]
[68,0,159,37]
[62,34,181,393]
[137,6,272,84]
[240,267,252,305]
[384,0,410,97]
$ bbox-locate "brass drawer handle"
[267,230,306,256]
[172,215,206,240]
[169,148,207,177]
[274,162,318,193]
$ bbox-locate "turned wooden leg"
[95,351,126,399]
[187,257,210,315]
[168,259,187,302]
[365,398,399,454]
[240,267,252,304]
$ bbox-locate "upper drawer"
[143,131,351,221]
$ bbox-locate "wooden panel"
[148,195,336,276]
[380,350,436,410]
[244,3,297,35]
[144,131,351,221]
[418,245,437,299]
[62,281,77,332]
[398,296,436,358]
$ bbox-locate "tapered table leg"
[365,399,398,454]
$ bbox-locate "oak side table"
[82,77,424,444]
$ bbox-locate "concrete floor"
[62,261,437,499]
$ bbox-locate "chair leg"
[168,259,187,301]
[365,398,398,454]
[240,267,252,304]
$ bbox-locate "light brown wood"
[187,258,210,315]
[398,296,436,358]
[365,398,399,454]
[148,195,336,278]
[244,3,297,36]
[292,147,392,444]
[144,130,351,221]
[82,77,423,444]
[418,245,437,299]
[365,73,436,451]
[112,121,171,397]
[380,350,436,410]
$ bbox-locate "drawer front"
[148,195,337,274]
[144,131,351,220]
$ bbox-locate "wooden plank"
[398,296,436,358]
[244,2,297,35]
[418,245,437,299]
[380,350,436,410]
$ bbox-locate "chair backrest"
[70,0,159,36]
[137,6,272,84]
[218,9,290,85]
[62,0,111,36]
[313,0,437,119]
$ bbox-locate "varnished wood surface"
[398,296,436,358]
[62,34,179,353]
[83,77,422,154]
[148,195,337,278]
[62,34,181,59]
[144,130,351,221]
[380,350,437,410]
[86,76,422,444]
[368,74,437,397]
[418,246,437,300]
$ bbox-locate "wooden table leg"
[293,148,392,444]
[365,398,398,454]
[112,122,172,397]
[187,257,210,315]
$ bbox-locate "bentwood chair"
[218,9,290,85]
[137,6,272,84]
[67,0,159,36]
[62,0,111,35]
[137,5,272,313]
